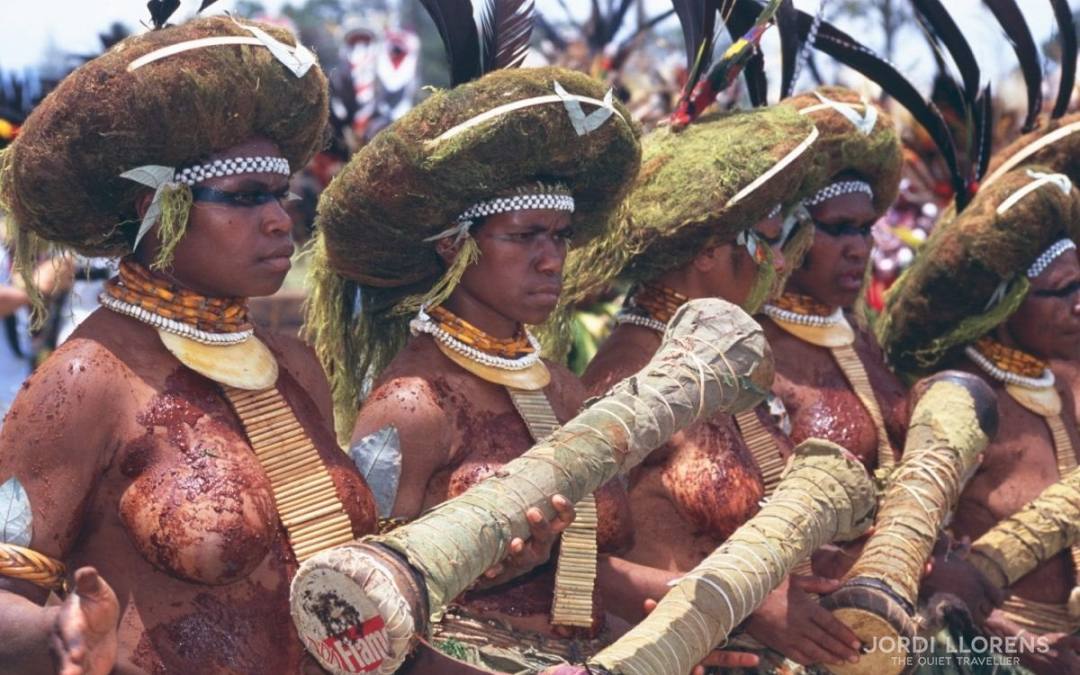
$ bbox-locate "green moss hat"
[560,104,826,304]
[877,166,1080,375]
[0,16,328,258]
[780,86,902,214]
[315,66,641,290]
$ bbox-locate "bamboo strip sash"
[831,343,896,474]
[507,386,598,629]
[1047,413,1080,619]
[222,385,354,562]
[734,407,786,497]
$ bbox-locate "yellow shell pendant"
[1005,383,1063,417]
[159,330,279,390]
[434,340,551,390]
[769,314,855,348]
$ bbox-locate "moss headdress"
[305,65,641,431]
[558,105,826,315]
[874,0,1080,375]
[0,15,328,321]
[877,166,1080,375]
[779,87,901,214]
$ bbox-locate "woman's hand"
[746,574,862,667]
[51,568,119,675]
[476,495,576,588]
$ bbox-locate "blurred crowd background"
[0,0,1077,411]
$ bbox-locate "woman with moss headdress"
[303,2,642,670]
[757,85,910,482]
[0,11,382,673]
[556,3,877,670]
[878,156,1080,675]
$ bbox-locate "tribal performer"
[878,159,1080,674]
[760,87,908,477]
[0,13,384,674]
[552,3,889,668]
[303,2,642,670]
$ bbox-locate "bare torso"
[760,314,909,470]
[0,308,377,674]
[357,335,632,636]
[951,364,1079,605]
[581,323,788,572]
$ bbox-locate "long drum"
[820,372,998,675]
[549,439,877,675]
[290,298,774,674]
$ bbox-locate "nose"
[843,230,872,262]
[261,199,293,238]
[534,235,566,276]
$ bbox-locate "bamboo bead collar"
[101,259,253,344]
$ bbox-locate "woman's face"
[450,208,574,326]
[137,137,295,298]
[786,191,878,309]
[695,215,787,308]
[1003,250,1080,361]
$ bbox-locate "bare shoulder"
[1,334,131,481]
[542,360,586,419]
[581,326,655,396]
[354,372,451,449]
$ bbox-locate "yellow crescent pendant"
[434,340,551,391]
[159,330,279,390]
[1005,383,1063,417]
[769,314,856,348]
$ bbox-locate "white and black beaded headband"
[804,180,874,207]
[423,186,576,244]
[1027,239,1076,279]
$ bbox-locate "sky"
[1,0,1075,94]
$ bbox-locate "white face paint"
[0,477,32,547]
[348,426,402,518]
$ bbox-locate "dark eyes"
[815,220,872,238]
[755,230,783,246]
[506,228,575,242]
[191,186,293,208]
[1033,280,1080,298]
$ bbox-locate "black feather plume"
[198,0,221,12]
[1049,0,1077,118]
[777,0,799,98]
[419,0,483,86]
[790,7,970,208]
[982,0,1042,132]
[913,0,980,103]
[973,85,994,182]
[671,0,709,72]
[146,0,181,29]
[480,0,534,72]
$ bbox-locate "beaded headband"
[804,179,875,207]
[120,155,294,251]
[423,185,576,244]
[1027,239,1076,279]
[174,156,291,185]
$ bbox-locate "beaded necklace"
[410,305,541,370]
[965,337,1055,389]
[100,259,253,345]
[614,283,689,333]
[763,292,843,327]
